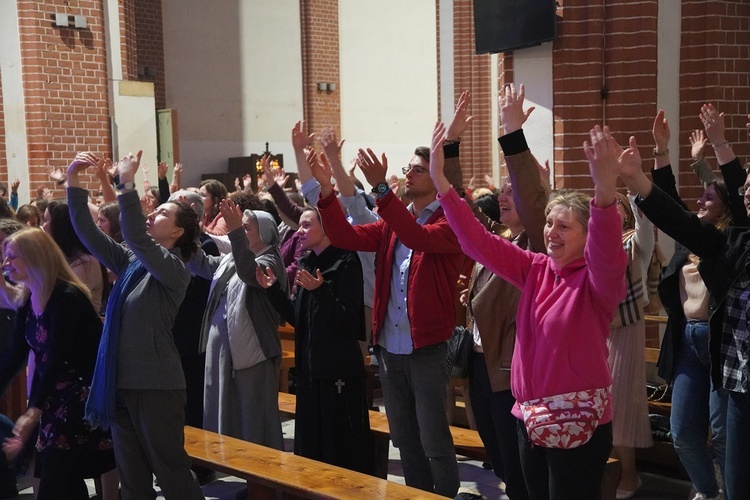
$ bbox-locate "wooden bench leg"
[373,434,390,479]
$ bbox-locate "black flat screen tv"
[473,0,557,54]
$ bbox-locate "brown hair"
[413,146,430,163]
[615,192,635,232]
[707,180,733,230]
[169,201,200,262]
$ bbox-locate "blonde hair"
[4,228,92,309]
[545,189,592,232]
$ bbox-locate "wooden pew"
[184,426,443,500]
[278,392,619,499]
[278,391,487,463]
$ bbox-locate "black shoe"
[0,483,18,500]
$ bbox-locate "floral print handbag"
[519,387,610,449]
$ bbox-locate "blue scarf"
[85,259,147,429]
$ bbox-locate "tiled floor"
[14,417,693,500]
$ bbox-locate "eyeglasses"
[738,185,750,196]
[402,165,428,175]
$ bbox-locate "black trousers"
[517,420,612,500]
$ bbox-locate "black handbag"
[446,326,473,379]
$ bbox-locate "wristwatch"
[117,181,136,191]
[371,182,389,196]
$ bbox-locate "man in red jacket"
[315,95,472,497]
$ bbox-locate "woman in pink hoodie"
[430,115,629,499]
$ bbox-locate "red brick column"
[678,1,750,205]
[300,0,341,137]
[452,0,493,186]
[16,0,111,195]
[552,0,658,194]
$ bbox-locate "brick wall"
[453,0,494,182]
[678,0,750,206]
[119,0,166,109]
[16,0,111,197]
[300,0,341,138]
[134,0,166,109]
[553,0,658,195]
[119,0,137,81]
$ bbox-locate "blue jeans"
[670,320,727,496]
[725,390,750,499]
[375,344,459,497]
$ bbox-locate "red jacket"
[318,190,464,349]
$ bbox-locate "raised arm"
[652,109,673,170]
[318,127,357,197]
[701,103,737,166]
[66,152,131,275]
[499,83,547,253]
[582,126,630,305]
[317,188,384,253]
[262,153,304,224]
[292,120,315,185]
[116,151,190,292]
[9,179,19,210]
[688,129,716,188]
[430,122,532,286]
[356,144,461,253]
[443,90,474,191]
[702,104,750,226]
[157,161,170,204]
[171,163,183,194]
[95,158,117,203]
[584,126,620,208]
[319,126,379,224]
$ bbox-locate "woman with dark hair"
[637,109,740,500]
[66,151,204,500]
[199,179,229,235]
[140,186,160,216]
[0,228,115,499]
[256,207,374,475]
[43,200,105,312]
[15,205,40,228]
[0,199,13,220]
[97,202,122,243]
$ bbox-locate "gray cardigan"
[190,227,288,363]
[68,187,190,390]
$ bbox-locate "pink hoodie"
[439,187,627,423]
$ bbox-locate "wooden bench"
[278,391,487,463]
[184,426,443,500]
[278,392,619,498]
